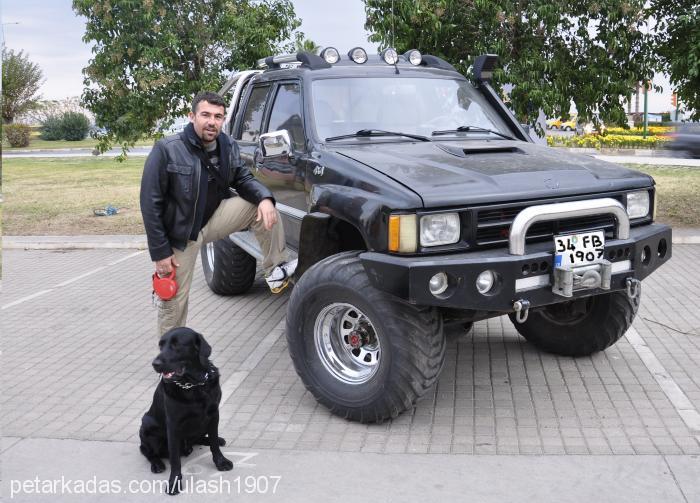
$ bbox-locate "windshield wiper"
[326,129,431,142]
[431,125,514,140]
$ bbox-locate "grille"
[474,204,617,247]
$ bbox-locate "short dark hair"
[192,92,226,113]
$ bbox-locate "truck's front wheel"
[509,289,640,356]
[286,252,446,423]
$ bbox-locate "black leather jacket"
[140,127,273,261]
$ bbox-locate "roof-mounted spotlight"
[473,54,499,82]
[404,49,422,66]
[348,46,368,64]
[320,47,340,64]
[380,47,399,65]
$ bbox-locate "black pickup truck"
[203,48,671,423]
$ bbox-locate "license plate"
[553,230,605,268]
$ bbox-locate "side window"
[266,83,304,150]
[226,80,251,136]
[239,85,269,142]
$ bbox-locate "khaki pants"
[156,197,287,336]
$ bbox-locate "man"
[141,91,296,336]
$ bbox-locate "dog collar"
[160,366,215,390]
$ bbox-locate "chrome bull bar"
[508,198,630,256]
[509,198,630,299]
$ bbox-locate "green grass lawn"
[2,158,697,236]
[3,156,145,235]
[624,164,700,228]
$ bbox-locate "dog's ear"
[196,332,212,367]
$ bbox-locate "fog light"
[404,49,422,65]
[429,272,449,296]
[381,47,399,65]
[476,270,496,295]
[348,46,368,64]
[320,47,340,64]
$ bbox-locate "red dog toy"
[152,269,178,301]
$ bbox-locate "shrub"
[59,111,90,141]
[39,114,64,140]
[4,123,31,147]
[38,112,90,141]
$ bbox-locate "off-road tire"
[200,237,257,295]
[509,289,640,356]
[286,251,446,423]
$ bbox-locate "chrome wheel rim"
[313,302,381,385]
[206,242,215,271]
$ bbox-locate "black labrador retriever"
[139,327,233,495]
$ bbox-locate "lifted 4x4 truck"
[203,48,671,423]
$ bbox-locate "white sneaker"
[265,259,297,294]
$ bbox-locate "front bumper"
[360,223,671,311]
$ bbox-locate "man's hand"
[256,198,278,231]
[154,255,179,277]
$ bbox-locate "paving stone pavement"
[2,245,700,461]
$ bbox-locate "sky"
[1,0,676,113]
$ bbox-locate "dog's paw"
[214,456,234,471]
[166,474,182,495]
[217,436,226,446]
[150,460,166,473]
[182,444,193,456]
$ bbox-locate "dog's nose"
[152,357,164,371]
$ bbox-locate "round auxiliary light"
[348,46,368,64]
[404,49,422,66]
[429,272,449,296]
[476,270,496,295]
[320,47,340,64]
[381,47,399,65]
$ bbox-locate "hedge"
[548,133,671,149]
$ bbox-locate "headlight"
[420,213,460,247]
[626,191,650,219]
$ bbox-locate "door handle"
[253,149,263,170]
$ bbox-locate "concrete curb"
[3,230,699,250]
[3,235,148,250]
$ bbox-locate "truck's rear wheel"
[201,237,256,295]
[286,252,446,423]
[509,289,640,356]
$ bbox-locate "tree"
[2,47,44,123]
[364,0,657,126]
[653,1,700,119]
[73,0,303,155]
[294,36,321,55]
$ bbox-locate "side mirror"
[259,130,293,160]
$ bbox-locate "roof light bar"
[348,46,368,64]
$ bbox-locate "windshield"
[311,77,512,141]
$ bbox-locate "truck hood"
[331,140,653,207]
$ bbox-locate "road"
[2,245,700,501]
[4,145,699,167]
